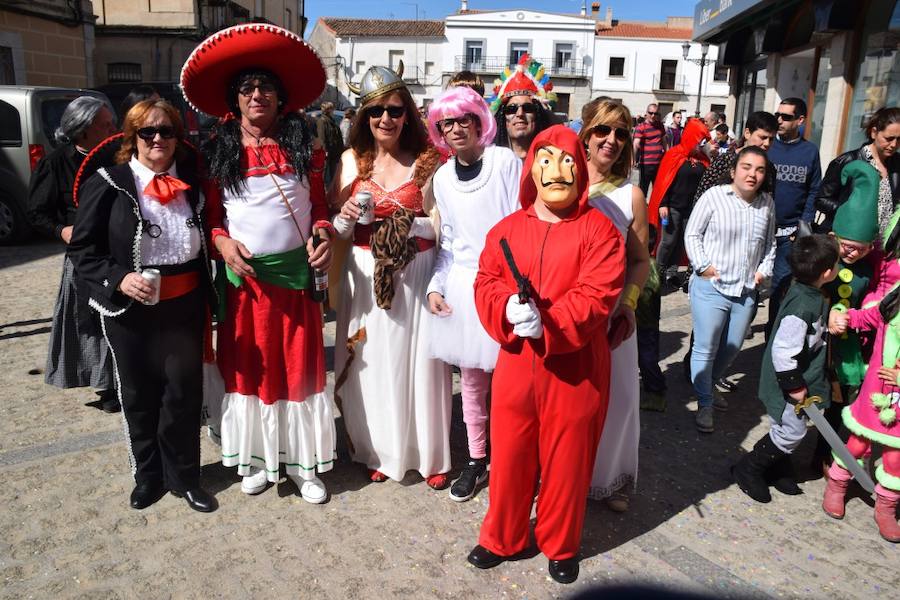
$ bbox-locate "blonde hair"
[580,100,633,180]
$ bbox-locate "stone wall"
[0,8,91,87]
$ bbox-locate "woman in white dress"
[331,66,452,489]
[581,101,651,511]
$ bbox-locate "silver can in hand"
[140,268,161,305]
[355,191,374,225]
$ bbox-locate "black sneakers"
[449,458,488,502]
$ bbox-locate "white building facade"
[308,5,731,122]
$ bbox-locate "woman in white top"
[581,100,651,512]
[685,146,776,434]
[425,86,522,502]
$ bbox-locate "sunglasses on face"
[774,112,797,122]
[438,113,476,133]
[367,105,406,120]
[503,102,538,116]
[238,82,277,97]
[136,126,177,141]
[590,123,630,142]
[646,111,658,116]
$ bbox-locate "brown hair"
[865,106,900,135]
[448,70,485,97]
[348,87,438,188]
[580,100,634,180]
[116,99,186,164]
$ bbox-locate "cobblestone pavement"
[0,241,896,599]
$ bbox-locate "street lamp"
[682,41,710,118]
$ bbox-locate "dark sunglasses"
[367,105,406,119]
[774,112,797,122]
[503,102,538,116]
[589,124,630,142]
[438,113,477,133]
[646,111,658,116]
[238,82,277,97]
[136,126,177,141]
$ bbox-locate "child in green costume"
[815,161,881,468]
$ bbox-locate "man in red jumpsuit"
[468,125,625,584]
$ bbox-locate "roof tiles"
[320,18,445,38]
[596,22,693,40]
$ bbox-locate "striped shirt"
[685,184,776,297]
[634,121,666,166]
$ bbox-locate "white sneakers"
[241,469,327,504]
[289,474,327,504]
[241,467,269,495]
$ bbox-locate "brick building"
[94,1,304,86]
[0,0,95,87]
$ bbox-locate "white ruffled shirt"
[130,156,201,266]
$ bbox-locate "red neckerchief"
[143,173,191,205]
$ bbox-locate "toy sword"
[795,395,875,494]
[500,238,532,304]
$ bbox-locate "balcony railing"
[652,74,689,93]
[454,55,588,78]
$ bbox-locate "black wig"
[202,69,314,194]
[492,98,553,150]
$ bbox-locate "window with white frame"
[464,40,483,70]
[355,61,366,75]
[609,56,625,78]
[658,59,678,90]
[388,50,404,71]
[509,41,529,66]
[425,61,435,76]
[554,43,574,73]
[714,64,730,82]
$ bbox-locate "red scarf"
[143,173,191,205]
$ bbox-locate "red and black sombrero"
[73,134,200,206]
[180,23,326,119]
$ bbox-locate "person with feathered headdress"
[486,54,556,160]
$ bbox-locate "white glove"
[505,295,542,338]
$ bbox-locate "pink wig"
[427,86,496,152]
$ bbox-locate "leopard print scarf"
[370,207,417,309]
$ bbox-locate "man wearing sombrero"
[487,54,556,161]
[181,23,336,503]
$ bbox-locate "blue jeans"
[766,235,793,339]
[689,276,757,408]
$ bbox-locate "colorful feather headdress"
[486,54,557,114]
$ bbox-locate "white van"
[0,86,111,244]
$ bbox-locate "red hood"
[519,125,590,216]
[679,118,710,153]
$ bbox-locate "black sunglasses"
[774,112,797,122]
[438,113,477,133]
[590,124,630,142]
[238,82,277,97]
[136,126,177,141]
[367,105,406,120]
[503,102,538,116]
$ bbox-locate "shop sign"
[693,0,770,40]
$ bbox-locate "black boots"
[732,435,787,503]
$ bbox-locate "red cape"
[647,118,710,236]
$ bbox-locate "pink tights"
[828,434,900,496]
[460,367,491,459]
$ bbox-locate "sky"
[303,0,700,37]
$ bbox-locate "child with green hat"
[814,161,881,469]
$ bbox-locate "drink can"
[355,191,374,225]
[140,268,161,305]
[661,217,669,228]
